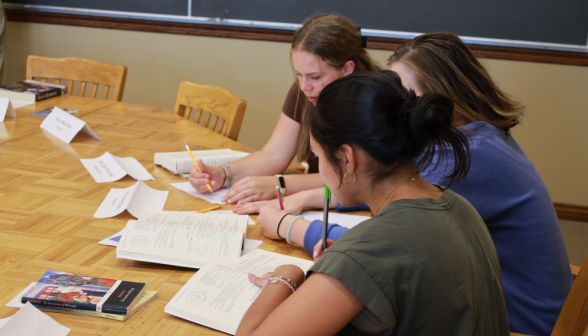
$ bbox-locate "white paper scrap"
[170,182,228,204]
[0,98,16,122]
[5,283,37,308]
[94,181,169,218]
[80,152,154,183]
[242,239,263,256]
[299,211,371,230]
[40,107,100,143]
[0,302,70,336]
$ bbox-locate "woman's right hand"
[313,239,336,263]
[188,159,225,193]
[232,192,307,215]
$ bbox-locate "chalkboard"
[6,0,588,50]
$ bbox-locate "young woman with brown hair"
[189,14,379,204]
[235,70,509,336]
[253,32,570,336]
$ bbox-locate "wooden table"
[0,96,315,335]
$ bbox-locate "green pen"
[322,185,331,251]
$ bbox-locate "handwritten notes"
[0,98,16,122]
[0,302,70,336]
[94,180,169,218]
[39,107,100,143]
[170,182,228,204]
[81,152,154,183]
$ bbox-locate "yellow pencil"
[185,144,213,192]
[196,204,220,213]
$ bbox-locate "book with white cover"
[116,210,249,268]
[165,249,314,335]
[154,149,249,174]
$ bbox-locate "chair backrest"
[174,81,246,141]
[26,55,128,101]
[551,252,588,336]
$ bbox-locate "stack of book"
[20,270,157,321]
[0,80,67,102]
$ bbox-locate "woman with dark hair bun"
[236,71,509,336]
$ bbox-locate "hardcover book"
[21,270,146,315]
[0,80,66,102]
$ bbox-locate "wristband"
[220,166,227,189]
[275,174,286,195]
[277,213,292,239]
[221,164,233,188]
[286,215,304,245]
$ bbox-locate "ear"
[342,60,355,76]
[339,144,357,176]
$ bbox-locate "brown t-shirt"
[281,81,318,173]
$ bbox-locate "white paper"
[10,100,35,109]
[0,302,70,336]
[80,152,154,183]
[5,283,37,308]
[40,107,100,143]
[242,239,262,256]
[94,180,169,218]
[0,98,16,121]
[170,182,228,204]
[208,210,255,225]
[300,211,371,229]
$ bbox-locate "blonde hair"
[292,14,380,162]
[388,33,524,132]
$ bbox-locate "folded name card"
[81,152,154,183]
[0,98,16,122]
[94,180,169,218]
[40,107,100,143]
[0,302,70,336]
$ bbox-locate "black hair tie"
[277,213,292,238]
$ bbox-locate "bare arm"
[236,266,365,336]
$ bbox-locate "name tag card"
[94,180,169,218]
[0,98,16,121]
[40,107,100,143]
[80,152,154,183]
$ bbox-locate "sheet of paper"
[165,249,313,334]
[170,182,228,204]
[0,302,70,336]
[40,107,100,143]
[300,211,371,229]
[81,152,154,183]
[97,222,134,247]
[5,283,37,308]
[94,181,168,218]
[117,210,248,267]
[208,210,255,225]
[0,98,16,121]
[242,239,262,256]
[10,100,34,109]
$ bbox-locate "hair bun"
[409,93,454,144]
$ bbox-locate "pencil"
[276,186,284,210]
[185,144,212,192]
[196,205,220,213]
[322,185,331,251]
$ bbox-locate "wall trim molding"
[554,203,588,222]
[6,9,588,67]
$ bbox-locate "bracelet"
[221,164,233,188]
[220,166,227,188]
[286,215,304,245]
[263,276,297,292]
[276,213,292,239]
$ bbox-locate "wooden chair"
[174,81,246,141]
[511,253,588,336]
[26,55,128,101]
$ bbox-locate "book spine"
[35,305,126,321]
[34,89,62,102]
[23,297,102,312]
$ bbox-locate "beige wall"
[5,22,588,206]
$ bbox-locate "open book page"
[117,211,248,267]
[165,249,313,335]
[155,149,249,174]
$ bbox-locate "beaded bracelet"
[221,164,233,188]
[286,215,304,245]
[263,276,297,292]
